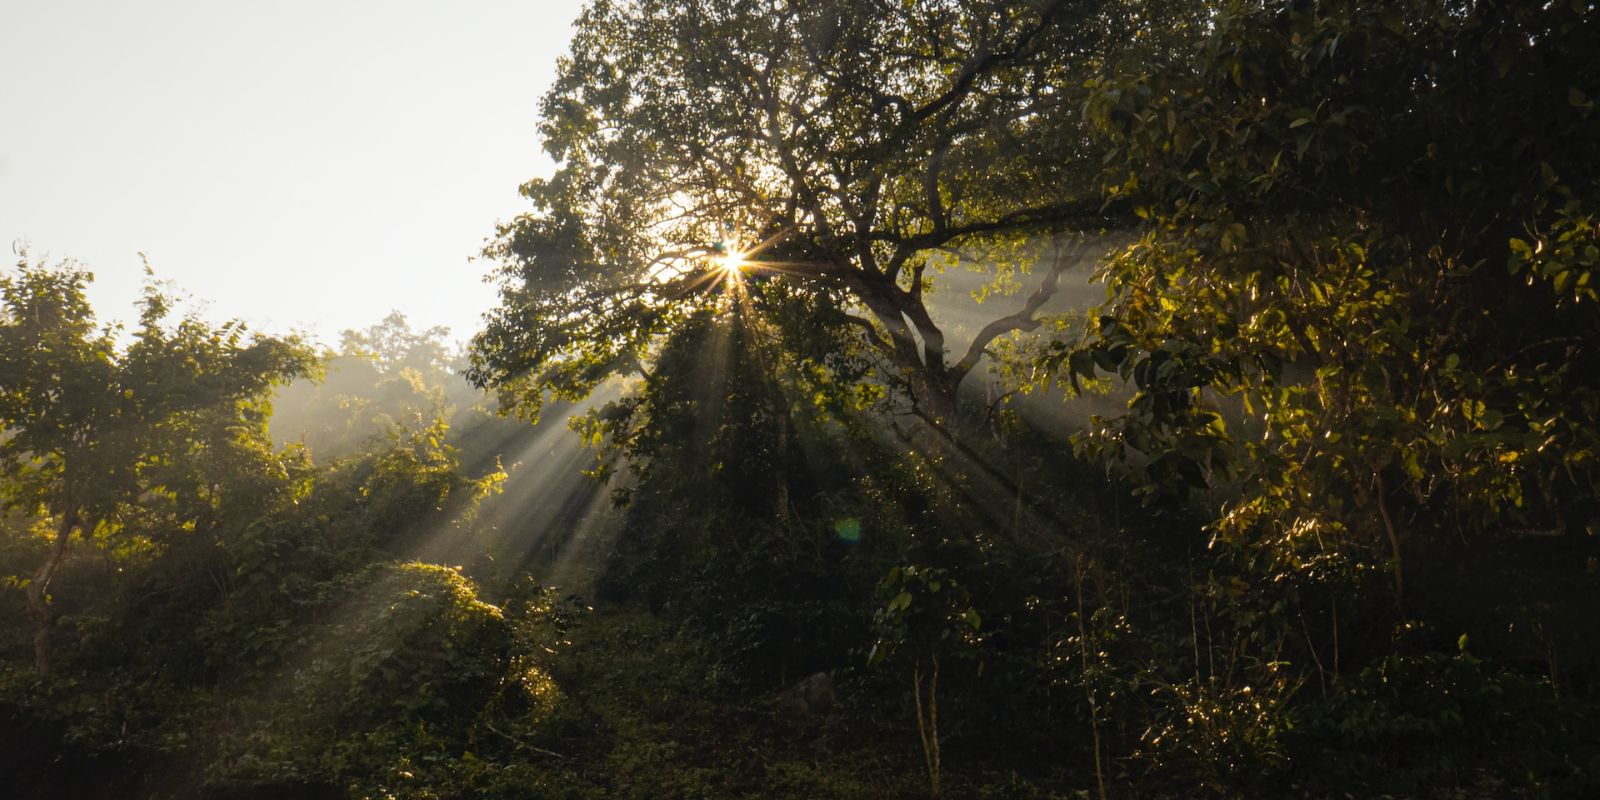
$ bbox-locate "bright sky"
[0,0,585,346]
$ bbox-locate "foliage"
[8,2,1600,798]
[339,310,458,380]
[1027,0,1600,792]
[0,382,569,798]
[270,312,489,461]
[468,0,1187,425]
[1063,0,1600,553]
[868,565,983,670]
[0,257,317,673]
[587,307,879,679]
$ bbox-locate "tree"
[339,310,458,383]
[1059,0,1600,603]
[0,258,316,672]
[469,0,1185,428]
[271,312,469,459]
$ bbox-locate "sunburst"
[716,248,748,277]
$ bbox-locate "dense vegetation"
[4,0,1597,797]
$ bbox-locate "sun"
[716,249,747,276]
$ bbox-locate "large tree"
[1059,0,1600,601]
[0,259,316,672]
[469,0,1182,426]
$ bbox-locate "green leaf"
[1402,450,1424,480]
[962,607,982,631]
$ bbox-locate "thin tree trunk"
[775,408,791,529]
[26,509,79,675]
[1076,561,1110,800]
[913,657,942,796]
[1374,474,1404,616]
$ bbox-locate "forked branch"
[953,237,1087,380]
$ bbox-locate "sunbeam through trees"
[4,1,1600,798]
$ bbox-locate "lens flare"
[834,517,861,543]
[717,249,747,276]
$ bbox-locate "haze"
[0,0,584,343]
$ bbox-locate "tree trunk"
[26,510,78,675]
[1374,473,1405,616]
[774,408,791,529]
[912,371,960,435]
[913,656,942,796]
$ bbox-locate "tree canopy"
[469,0,1190,425]
[1058,0,1600,590]
[0,258,317,671]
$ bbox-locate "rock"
[777,672,834,717]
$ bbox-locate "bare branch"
[952,238,1086,381]
[838,313,894,356]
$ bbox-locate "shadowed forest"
[4,1,1599,797]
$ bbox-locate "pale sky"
[0,0,586,346]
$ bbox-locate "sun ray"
[545,480,623,590]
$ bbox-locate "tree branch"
[952,238,1085,381]
[838,313,894,356]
